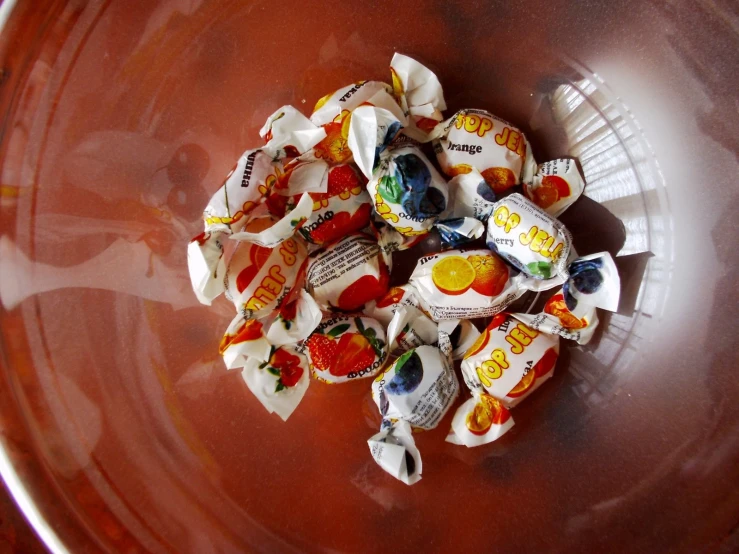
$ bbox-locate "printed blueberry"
[386,351,423,395]
[563,281,578,311]
[476,180,497,203]
[373,121,403,169]
[568,260,604,294]
[419,186,446,215]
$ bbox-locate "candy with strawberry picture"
[241,345,310,422]
[303,316,387,384]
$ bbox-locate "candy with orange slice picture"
[544,293,587,329]
[448,163,473,176]
[465,394,511,436]
[481,166,516,193]
[431,255,475,295]
[505,368,537,399]
[466,254,510,296]
[529,175,571,209]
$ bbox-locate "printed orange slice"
[431,256,475,296]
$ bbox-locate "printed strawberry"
[330,333,375,376]
[336,265,389,311]
[329,317,386,377]
[327,164,364,196]
[262,347,304,392]
[268,348,304,389]
[309,203,372,245]
[305,333,338,371]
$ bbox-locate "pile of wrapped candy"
[187,53,620,485]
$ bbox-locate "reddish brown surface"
[0,482,45,553]
[0,0,737,553]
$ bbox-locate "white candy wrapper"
[259,105,327,158]
[311,81,393,127]
[219,273,320,369]
[368,315,459,485]
[344,53,446,179]
[364,284,423,326]
[385,304,438,356]
[188,106,326,304]
[430,109,534,192]
[220,315,272,369]
[459,313,560,407]
[409,249,528,321]
[301,315,388,384]
[390,53,446,140]
[486,193,572,285]
[367,145,448,237]
[451,319,481,361]
[522,158,585,217]
[446,394,514,447]
[311,81,394,166]
[445,168,497,222]
[229,192,315,248]
[512,252,621,345]
[367,420,421,486]
[224,232,306,318]
[305,232,389,312]
[347,93,407,180]
[241,344,310,421]
[265,289,323,347]
[223,288,320,420]
[447,313,559,447]
[291,164,372,246]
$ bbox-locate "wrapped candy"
[311,51,446,168]
[522,158,585,217]
[367,285,480,359]
[486,193,573,285]
[311,80,395,165]
[365,284,423,326]
[431,109,584,219]
[447,313,559,447]
[290,164,373,245]
[384,304,438,356]
[431,109,533,192]
[305,232,389,311]
[367,145,448,237]
[187,106,327,304]
[389,53,446,137]
[224,222,307,317]
[223,290,321,420]
[512,252,621,344]
[241,344,310,421]
[301,315,387,383]
[409,248,529,321]
[347,54,446,180]
[444,168,497,222]
[368,311,459,484]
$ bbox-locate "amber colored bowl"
[0,1,737,552]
